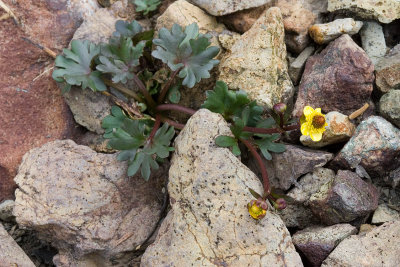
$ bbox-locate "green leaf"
[128,152,145,176]
[102,106,128,133]
[249,188,262,199]
[52,40,106,92]
[167,83,181,103]
[134,0,161,15]
[152,23,220,88]
[215,136,236,147]
[113,20,143,38]
[254,134,286,160]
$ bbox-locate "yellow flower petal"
[303,106,315,118]
[315,108,322,114]
[310,131,322,141]
[301,122,310,135]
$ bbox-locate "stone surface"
[293,34,374,117]
[360,21,387,66]
[250,145,333,191]
[0,200,15,222]
[371,204,400,224]
[332,116,400,177]
[375,44,400,93]
[293,224,357,266]
[0,223,35,267]
[386,166,400,188]
[276,0,327,53]
[219,4,269,33]
[218,31,241,52]
[379,90,400,128]
[322,221,400,266]
[289,46,315,85]
[188,0,273,16]
[14,140,167,265]
[5,0,100,50]
[309,170,379,225]
[141,109,303,266]
[278,202,320,229]
[327,0,400,24]
[219,7,294,109]
[0,15,76,202]
[309,18,363,44]
[300,111,355,148]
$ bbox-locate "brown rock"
[309,170,379,225]
[293,34,374,117]
[4,0,100,50]
[375,44,400,93]
[0,17,76,202]
[219,5,269,33]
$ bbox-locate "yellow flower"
[300,106,328,142]
[247,199,268,220]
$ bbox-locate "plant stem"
[156,104,196,115]
[157,68,182,104]
[243,124,300,134]
[240,138,271,196]
[102,78,143,102]
[160,116,185,130]
[132,73,157,108]
[148,114,162,143]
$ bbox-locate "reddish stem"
[160,116,185,130]
[243,123,300,134]
[148,114,162,143]
[156,104,196,115]
[132,73,156,108]
[240,138,271,196]
[157,68,182,104]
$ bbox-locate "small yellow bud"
[247,199,268,220]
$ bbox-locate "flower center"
[312,115,325,128]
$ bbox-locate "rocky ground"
[1,0,400,266]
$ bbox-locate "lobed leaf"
[134,0,161,15]
[254,134,286,160]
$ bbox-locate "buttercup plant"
[53,20,324,220]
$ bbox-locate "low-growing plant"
[133,0,161,15]
[53,20,325,219]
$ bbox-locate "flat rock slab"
[14,140,167,264]
[188,0,272,16]
[0,223,35,267]
[293,34,374,117]
[322,221,400,266]
[219,7,294,110]
[141,109,303,266]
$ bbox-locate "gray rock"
[332,116,400,177]
[322,221,400,266]
[293,34,374,117]
[250,145,333,191]
[360,21,387,66]
[14,140,167,265]
[0,223,35,267]
[309,18,363,44]
[141,109,303,266]
[289,46,315,85]
[300,111,355,148]
[188,0,273,16]
[379,90,400,128]
[327,0,400,24]
[309,170,379,225]
[219,7,294,109]
[278,202,320,229]
[375,44,400,93]
[0,200,14,222]
[371,204,400,224]
[386,166,400,188]
[293,224,357,266]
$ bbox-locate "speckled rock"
[360,21,387,66]
[218,31,241,51]
[293,34,374,117]
[14,140,167,265]
[5,0,100,50]
[141,109,303,266]
[300,111,355,148]
[322,221,400,266]
[188,0,273,16]
[250,145,333,191]
[219,7,294,109]
[293,224,357,266]
[332,116,400,177]
[309,18,363,44]
[309,170,379,225]
[327,0,400,24]
[379,90,400,128]
[375,44,400,93]
[371,204,400,224]
[0,223,35,267]
[289,46,315,85]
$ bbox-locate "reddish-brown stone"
[219,5,268,33]
[293,34,374,117]
[0,16,76,202]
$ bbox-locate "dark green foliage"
[152,23,220,88]
[52,40,106,93]
[254,134,286,160]
[215,136,240,156]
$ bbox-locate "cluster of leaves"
[133,0,161,15]
[202,81,286,160]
